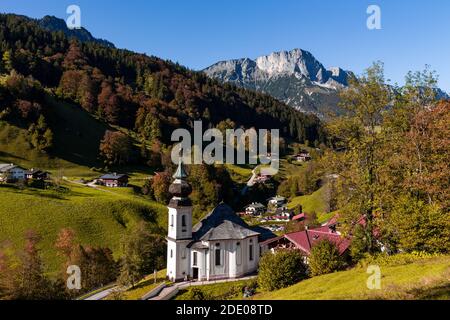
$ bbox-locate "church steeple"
[173,157,188,180]
[166,157,193,282]
[168,157,192,207]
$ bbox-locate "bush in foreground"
[308,240,346,276]
[258,249,307,292]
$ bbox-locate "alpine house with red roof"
[260,224,351,260]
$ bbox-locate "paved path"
[83,286,118,300]
[148,275,257,300]
[246,167,259,187]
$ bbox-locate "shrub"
[308,240,346,276]
[258,250,307,292]
[350,224,369,262]
[182,287,210,300]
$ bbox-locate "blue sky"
[1,0,449,91]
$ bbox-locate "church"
[166,160,262,282]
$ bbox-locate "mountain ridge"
[204,48,449,118]
[204,48,354,118]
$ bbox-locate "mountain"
[37,15,115,48]
[204,49,354,118]
[204,49,450,118]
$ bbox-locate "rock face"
[204,49,354,118]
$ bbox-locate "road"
[241,166,259,196]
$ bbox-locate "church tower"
[166,158,193,282]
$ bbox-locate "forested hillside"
[0,13,325,161]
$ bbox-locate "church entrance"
[192,267,199,281]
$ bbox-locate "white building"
[244,202,266,216]
[0,164,26,182]
[267,195,287,208]
[166,160,261,282]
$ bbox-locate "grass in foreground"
[175,279,257,300]
[121,269,168,300]
[254,255,450,300]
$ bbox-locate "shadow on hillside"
[410,282,450,300]
[46,97,109,169]
[0,151,27,162]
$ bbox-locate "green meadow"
[0,181,166,275]
[254,255,450,300]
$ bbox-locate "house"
[244,202,266,216]
[98,173,129,187]
[292,213,306,222]
[260,225,351,260]
[294,150,312,162]
[166,159,264,282]
[267,196,287,208]
[254,174,271,184]
[25,169,49,181]
[0,164,26,182]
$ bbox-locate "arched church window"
[249,239,254,261]
[170,215,174,227]
[182,215,187,232]
[193,252,198,266]
[236,242,242,266]
[170,249,173,258]
[215,243,221,266]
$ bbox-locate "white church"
[166,160,263,282]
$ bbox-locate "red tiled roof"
[285,228,350,256]
[292,213,306,221]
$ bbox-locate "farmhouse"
[261,225,351,259]
[0,164,26,182]
[254,174,271,184]
[294,150,312,162]
[98,173,129,187]
[166,159,272,282]
[244,202,266,216]
[267,195,287,208]
[25,168,49,181]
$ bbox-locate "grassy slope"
[0,93,170,274]
[0,182,166,274]
[287,186,335,223]
[121,269,168,300]
[254,256,450,300]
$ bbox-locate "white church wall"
[167,239,190,281]
[167,206,192,240]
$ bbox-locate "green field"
[254,255,450,300]
[0,182,166,274]
[287,186,334,223]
